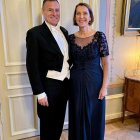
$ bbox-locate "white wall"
[108,0,140,85]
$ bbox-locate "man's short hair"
[42,0,59,7]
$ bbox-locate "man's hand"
[38,96,49,107]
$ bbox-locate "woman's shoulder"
[96,31,106,37]
[69,31,78,38]
[69,33,75,40]
[69,33,74,37]
[68,34,75,44]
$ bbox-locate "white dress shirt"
[37,22,69,100]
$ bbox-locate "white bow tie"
[51,25,60,32]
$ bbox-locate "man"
[26,0,69,139]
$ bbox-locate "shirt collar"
[45,21,60,32]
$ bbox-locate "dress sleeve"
[98,32,109,57]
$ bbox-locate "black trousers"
[37,78,69,140]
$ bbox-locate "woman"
[69,3,109,140]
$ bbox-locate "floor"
[22,118,140,140]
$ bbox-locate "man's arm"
[26,30,44,95]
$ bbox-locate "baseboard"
[106,114,138,124]
[106,112,122,120]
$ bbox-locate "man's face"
[42,1,60,26]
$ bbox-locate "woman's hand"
[98,87,107,100]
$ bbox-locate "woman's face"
[75,5,91,28]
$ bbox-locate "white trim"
[1,0,9,66]
[0,0,29,66]
[1,3,26,66]
[11,129,38,136]
[8,93,33,98]
[7,85,30,90]
[106,112,122,120]
[41,0,46,23]
[5,62,26,67]
[106,93,123,120]
[106,111,134,120]
[106,93,123,100]
[0,103,4,140]
[6,71,27,75]
[8,94,37,136]
[105,93,134,120]
[6,71,31,90]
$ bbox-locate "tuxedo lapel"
[60,27,68,42]
[40,22,63,55]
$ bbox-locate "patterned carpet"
[22,118,140,140]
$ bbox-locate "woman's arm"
[98,56,109,100]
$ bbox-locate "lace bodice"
[69,31,109,63]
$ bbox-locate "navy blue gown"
[69,31,109,140]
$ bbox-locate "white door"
[0,0,42,139]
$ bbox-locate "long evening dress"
[69,31,109,140]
